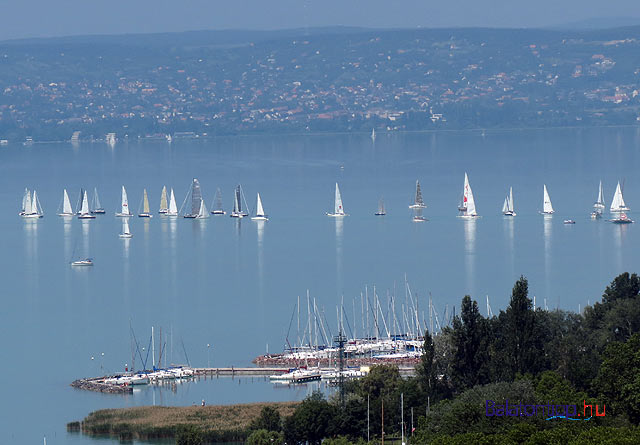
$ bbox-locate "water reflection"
[543,215,553,301]
[256,220,266,304]
[62,217,72,262]
[463,219,476,294]
[23,219,39,291]
[503,217,515,277]
[335,218,344,296]
[612,223,627,271]
[80,219,90,257]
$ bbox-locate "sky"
[2,0,640,41]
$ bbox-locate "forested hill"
[2,25,640,141]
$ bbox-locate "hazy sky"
[2,0,640,40]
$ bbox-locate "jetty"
[71,365,416,394]
[71,377,133,394]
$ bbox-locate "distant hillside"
[1,26,640,141]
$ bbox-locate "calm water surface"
[2,127,640,444]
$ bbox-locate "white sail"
[24,190,32,214]
[168,188,178,215]
[80,190,90,215]
[502,196,509,214]
[92,188,104,212]
[31,190,42,216]
[21,188,29,214]
[610,181,629,212]
[197,198,208,218]
[543,184,554,214]
[334,183,345,215]
[256,193,265,217]
[117,185,131,216]
[233,186,241,214]
[62,189,73,214]
[159,186,168,213]
[459,173,477,216]
[509,187,514,213]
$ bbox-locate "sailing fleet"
[19,176,637,226]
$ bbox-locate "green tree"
[247,429,284,445]
[417,329,437,394]
[595,333,640,424]
[603,272,640,304]
[451,296,490,390]
[250,406,282,432]
[495,276,545,378]
[283,391,337,444]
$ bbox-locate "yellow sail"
[159,186,168,212]
[143,189,150,213]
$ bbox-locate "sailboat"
[375,197,386,216]
[58,189,74,216]
[166,188,178,216]
[138,189,153,217]
[611,212,634,224]
[591,180,605,219]
[211,188,226,215]
[502,187,516,216]
[91,188,105,214]
[610,181,630,213]
[457,173,479,218]
[371,128,376,142]
[326,183,347,216]
[230,185,249,218]
[115,186,132,217]
[78,189,96,219]
[408,180,426,209]
[21,189,44,218]
[158,186,168,214]
[540,184,554,215]
[119,218,133,238]
[183,178,208,219]
[251,193,268,221]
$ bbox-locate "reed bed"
[69,401,299,442]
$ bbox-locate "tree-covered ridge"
[4,26,640,141]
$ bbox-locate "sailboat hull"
[408,204,426,209]
[91,209,105,214]
[502,211,516,216]
[78,214,96,219]
[251,215,268,221]
[58,213,74,217]
[22,213,43,219]
[211,210,226,215]
[326,212,347,217]
[375,212,386,216]
[138,213,153,218]
[158,209,168,214]
[119,233,133,238]
[115,213,132,217]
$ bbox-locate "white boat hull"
[115,213,132,217]
[251,216,268,221]
[119,234,133,238]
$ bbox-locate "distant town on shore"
[2,25,640,143]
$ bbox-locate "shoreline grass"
[68,401,299,443]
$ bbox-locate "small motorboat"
[563,220,575,224]
[71,258,93,267]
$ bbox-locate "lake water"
[3,127,640,444]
